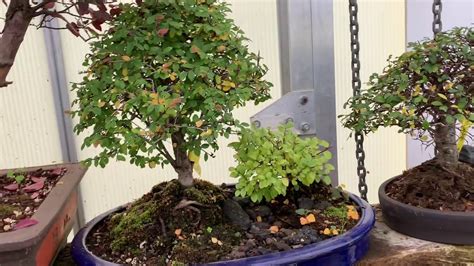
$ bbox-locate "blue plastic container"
[71,194,375,266]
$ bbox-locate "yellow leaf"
[169,73,177,81]
[323,228,331,235]
[420,135,429,142]
[222,80,236,88]
[211,237,218,244]
[98,100,106,107]
[195,120,203,128]
[121,55,131,62]
[306,213,316,223]
[437,93,448,100]
[332,229,339,235]
[200,129,213,137]
[347,205,360,220]
[222,86,231,92]
[114,101,121,109]
[458,118,472,151]
[270,225,279,234]
[188,151,201,176]
[429,85,437,92]
[218,33,229,41]
[413,85,421,96]
[122,68,128,77]
[149,162,156,169]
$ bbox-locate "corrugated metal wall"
[0,11,64,168]
[334,0,407,202]
[59,0,282,222]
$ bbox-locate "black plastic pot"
[72,193,375,265]
[379,176,474,245]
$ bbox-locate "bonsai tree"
[71,0,272,187]
[341,27,473,166]
[0,0,118,88]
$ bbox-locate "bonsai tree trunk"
[433,122,459,164]
[0,0,33,88]
[171,132,194,187]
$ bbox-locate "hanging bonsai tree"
[341,27,473,210]
[71,0,272,263]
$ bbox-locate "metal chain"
[432,0,442,36]
[349,0,367,201]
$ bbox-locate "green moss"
[0,204,19,217]
[110,201,157,252]
[324,206,347,220]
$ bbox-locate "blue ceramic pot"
[71,193,375,266]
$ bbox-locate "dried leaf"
[195,120,203,128]
[299,217,308,225]
[157,28,169,37]
[168,97,182,108]
[211,237,218,244]
[306,213,316,223]
[191,45,200,54]
[269,225,279,234]
[347,205,359,220]
[175,228,182,236]
[256,216,262,222]
[23,181,44,193]
[322,228,331,235]
[14,218,38,230]
[77,2,89,15]
[3,183,18,191]
[31,177,46,183]
[121,55,131,62]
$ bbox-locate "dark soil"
[386,160,474,211]
[87,180,360,265]
[0,167,66,232]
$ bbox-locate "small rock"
[292,244,304,249]
[280,228,294,236]
[125,258,132,263]
[244,239,257,248]
[460,145,474,165]
[3,218,13,223]
[245,209,257,220]
[273,241,291,251]
[297,197,314,210]
[254,206,272,217]
[265,237,276,245]
[222,199,251,230]
[284,226,321,245]
[25,207,31,213]
[3,225,11,231]
[254,222,270,229]
[232,196,251,207]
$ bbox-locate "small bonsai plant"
[341,27,473,210]
[229,123,334,203]
[72,0,272,187]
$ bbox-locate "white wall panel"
[333,0,407,202]
[59,0,281,221]
[0,12,64,168]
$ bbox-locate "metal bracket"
[250,90,316,136]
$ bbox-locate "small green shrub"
[229,124,335,202]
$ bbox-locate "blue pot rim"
[72,193,375,265]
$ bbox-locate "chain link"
[349,0,367,201]
[432,0,442,36]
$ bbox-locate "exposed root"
[174,199,206,211]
